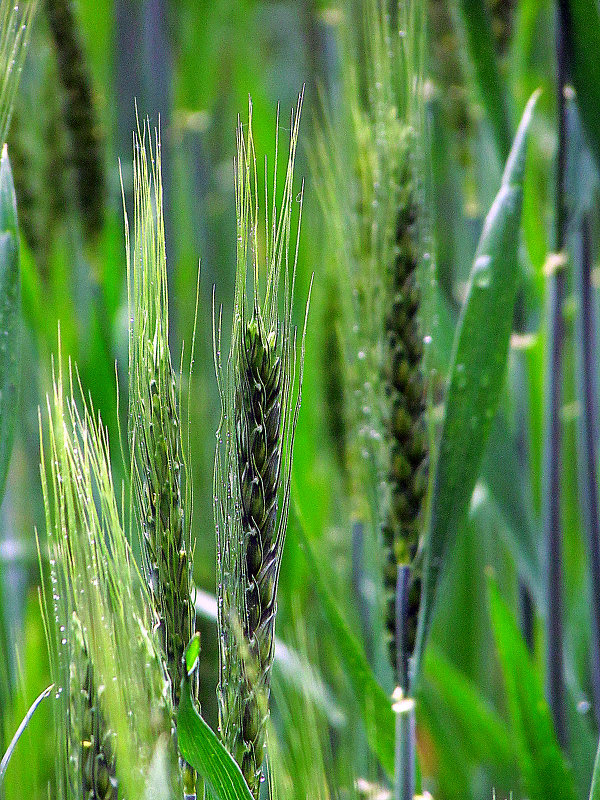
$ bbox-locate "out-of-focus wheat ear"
[45,0,105,238]
[125,119,197,797]
[215,90,308,798]
[382,135,428,687]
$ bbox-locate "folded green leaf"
[488,576,577,800]
[291,502,395,778]
[0,145,20,505]
[177,646,254,800]
[412,91,539,685]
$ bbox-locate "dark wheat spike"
[215,92,305,800]
[230,315,282,793]
[383,153,428,685]
[45,0,105,238]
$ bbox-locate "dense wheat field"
[1,0,600,798]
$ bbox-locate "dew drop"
[473,254,491,288]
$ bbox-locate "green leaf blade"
[456,0,512,162]
[488,577,577,800]
[177,668,254,800]
[563,0,600,172]
[590,738,600,800]
[0,145,20,505]
[412,91,539,684]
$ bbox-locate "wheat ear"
[214,90,309,797]
[39,355,172,800]
[46,0,105,237]
[125,120,197,798]
[382,133,427,684]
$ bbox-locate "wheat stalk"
[214,90,309,797]
[125,119,197,798]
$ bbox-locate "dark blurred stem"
[543,0,568,748]
[395,564,414,800]
[575,213,600,728]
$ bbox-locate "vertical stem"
[395,564,414,800]
[351,521,374,660]
[576,212,600,728]
[543,0,568,748]
[519,581,535,654]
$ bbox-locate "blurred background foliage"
[1,0,599,797]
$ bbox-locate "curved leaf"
[0,684,53,785]
[177,642,254,800]
[0,145,19,505]
[412,91,539,685]
[423,647,515,773]
[488,577,577,800]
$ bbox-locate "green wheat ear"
[214,90,310,797]
[0,0,37,148]
[125,119,197,798]
[313,0,428,687]
[39,354,172,800]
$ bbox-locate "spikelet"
[0,0,37,147]
[40,356,172,800]
[125,120,197,797]
[46,0,104,238]
[214,91,309,797]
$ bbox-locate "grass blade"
[562,0,600,171]
[177,638,254,800]
[488,576,577,800]
[412,90,539,685]
[0,145,20,504]
[291,502,395,778]
[423,648,515,772]
[0,684,53,785]
[455,0,512,161]
[591,737,600,800]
